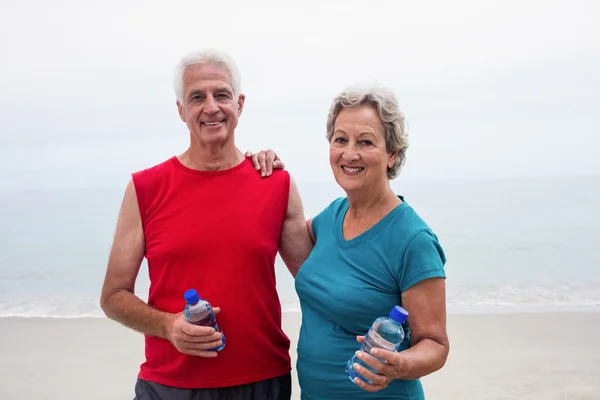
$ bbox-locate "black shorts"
[133,373,292,400]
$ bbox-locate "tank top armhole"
[131,171,148,232]
[281,170,291,223]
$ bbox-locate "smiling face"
[176,63,245,146]
[329,105,397,194]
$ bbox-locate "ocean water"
[1,175,599,318]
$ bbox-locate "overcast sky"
[0,0,598,191]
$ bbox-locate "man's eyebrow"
[188,89,205,98]
[215,87,233,94]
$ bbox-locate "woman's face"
[329,105,396,195]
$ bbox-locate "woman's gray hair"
[173,48,242,102]
[326,85,408,179]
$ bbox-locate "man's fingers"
[212,306,220,315]
[182,338,223,351]
[179,322,217,337]
[188,349,219,358]
[178,331,222,343]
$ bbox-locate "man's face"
[177,63,245,146]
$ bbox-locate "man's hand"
[165,307,224,357]
[245,150,285,177]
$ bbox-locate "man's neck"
[179,138,244,171]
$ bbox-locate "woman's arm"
[351,277,449,392]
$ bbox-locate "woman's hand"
[350,335,406,392]
[351,277,449,392]
[245,149,285,177]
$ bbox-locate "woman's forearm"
[396,337,449,380]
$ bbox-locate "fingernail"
[355,350,362,358]
[354,377,360,384]
[371,349,379,356]
[261,172,265,177]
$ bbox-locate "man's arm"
[278,176,314,277]
[100,180,174,338]
[100,180,223,356]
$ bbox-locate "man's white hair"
[173,48,242,102]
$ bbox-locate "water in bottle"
[346,305,409,385]
[183,288,225,351]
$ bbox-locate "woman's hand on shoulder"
[245,149,285,177]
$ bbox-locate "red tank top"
[132,156,291,388]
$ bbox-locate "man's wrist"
[159,312,176,340]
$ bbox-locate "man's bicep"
[102,180,145,296]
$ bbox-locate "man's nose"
[204,96,219,114]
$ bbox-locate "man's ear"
[177,101,185,122]
[236,94,246,116]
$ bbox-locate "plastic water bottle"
[183,288,225,351]
[346,305,409,384]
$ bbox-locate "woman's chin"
[335,178,364,194]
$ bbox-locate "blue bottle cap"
[184,289,199,304]
[389,305,409,323]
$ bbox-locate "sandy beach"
[1,311,598,400]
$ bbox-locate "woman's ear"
[388,151,398,169]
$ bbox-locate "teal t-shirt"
[295,196,446,400]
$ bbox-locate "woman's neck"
[346,185,400,220]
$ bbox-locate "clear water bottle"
[183,288,225,351]
[346,305,409,384]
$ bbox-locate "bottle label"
[185,301,216,328]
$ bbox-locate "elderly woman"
[251,85,448,399]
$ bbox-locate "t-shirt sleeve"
[398,229,447,293]
[311,212,323,240]
[311,197,344,240]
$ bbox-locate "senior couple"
[100,48,448,400]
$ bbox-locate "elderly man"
[100,49,313,400]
